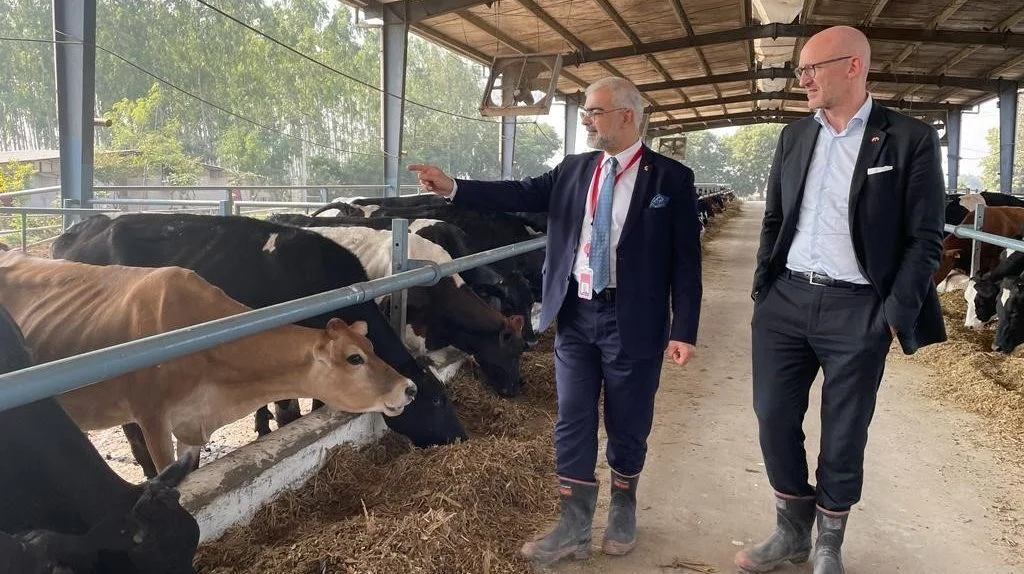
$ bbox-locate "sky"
[533,95,1002,183]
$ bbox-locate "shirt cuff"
[445,180,457,201]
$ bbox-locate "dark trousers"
[553,286,663,482]
[751,274,892,512]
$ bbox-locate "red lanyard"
[588,148,644,218]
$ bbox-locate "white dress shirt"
[786,95,874,284]
[571,138,643,288]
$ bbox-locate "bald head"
[803,26,871,80]
[798,25,872,121]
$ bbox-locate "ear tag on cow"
[578,268,593,300]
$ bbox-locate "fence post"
[20,213,27,251]
[970,203,985,279]
[218,199,233,216]
[390,218,409,336]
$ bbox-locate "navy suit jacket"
[752,102,947,355]
[453,145,702,358]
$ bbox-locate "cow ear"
[326,317,349,337]
[350,320,368,337]
[509,315,524,334]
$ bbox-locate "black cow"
[971,250,1024,325]
[0,304,199,573]
[52,213,467,477]
[267,213,538,347]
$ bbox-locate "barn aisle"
[555,201,1024,574]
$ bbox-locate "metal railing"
[943,203,1024,279]
[0,232,546,414]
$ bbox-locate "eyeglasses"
[793,55,853,79]
[579,107,627,120]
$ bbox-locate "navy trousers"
[553,284,664,482]
[751,274,891,512]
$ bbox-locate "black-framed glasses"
[793,55,853,79]
[579,107,627,120]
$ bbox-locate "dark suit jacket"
[752,102,947,355]
[453,145,702,358]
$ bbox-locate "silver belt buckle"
[808,271,825,286]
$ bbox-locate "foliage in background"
[0,0,561,186]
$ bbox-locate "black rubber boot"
[734,494,815,573]
[602,469,638,555]
[812,507,848,574]
[520,477,598,565]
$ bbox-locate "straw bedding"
[194,201,743,573]
[906,290,1024,451]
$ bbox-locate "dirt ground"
[549,201,1024,574]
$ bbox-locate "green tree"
[668,131,733,185]
[0,161,35,193]
[980,115,1024,193]
[722,124,783,196]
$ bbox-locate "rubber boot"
[734,493,815,573]
[812,507,848,574]
[602,469,639,555]
[520,477,598,565]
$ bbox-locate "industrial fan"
[479,54,562,116]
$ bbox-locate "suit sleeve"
[670,166,703,345]
[884,127,945,333]
[752,132,786,299]
[451,163,561,213]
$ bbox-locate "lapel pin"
[871,135,880,143]
[643,165,649,172]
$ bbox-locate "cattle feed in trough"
[0,250,415,475]
[51,212,467,475]
[0,303,200,574]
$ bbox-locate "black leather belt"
[785,269,871,290]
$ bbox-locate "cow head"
[469,314,527,397]
[934,248,964,285]
[311,318,417,416]
[969,273,1001,326]
[994,277,1024,353]
[470,272,538,348]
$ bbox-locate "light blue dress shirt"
[785,95,874,284]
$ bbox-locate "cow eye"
[346,354,365,365]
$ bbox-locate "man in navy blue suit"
[409,76,702,565]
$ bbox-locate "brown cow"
[934,206,1024,285]
[0,250,416,473]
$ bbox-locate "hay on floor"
[907,290,1024,450]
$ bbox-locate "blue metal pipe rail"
[0,236,546,414]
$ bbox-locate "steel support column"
[946,106,962,191]
[500,116,516,179]
[53,0,96,224]
[382,6,408,198]
[999,84,1019,194]
[564,96,579,155]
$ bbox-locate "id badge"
[577,268,593,300]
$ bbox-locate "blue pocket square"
[649,194,669,208]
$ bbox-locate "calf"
[52,213,467,470]
[0,304,199,574]
[307,225,527,396]
[0,251,415,474]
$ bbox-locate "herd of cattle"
[939,191,1024,353]
[0,189,734,572]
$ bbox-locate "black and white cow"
[298,225,527,397]
[267,213,539,347]
[0,304,200,573]
[966,249,1024,328]
[51,213,467,476]
[364,204,546,302]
